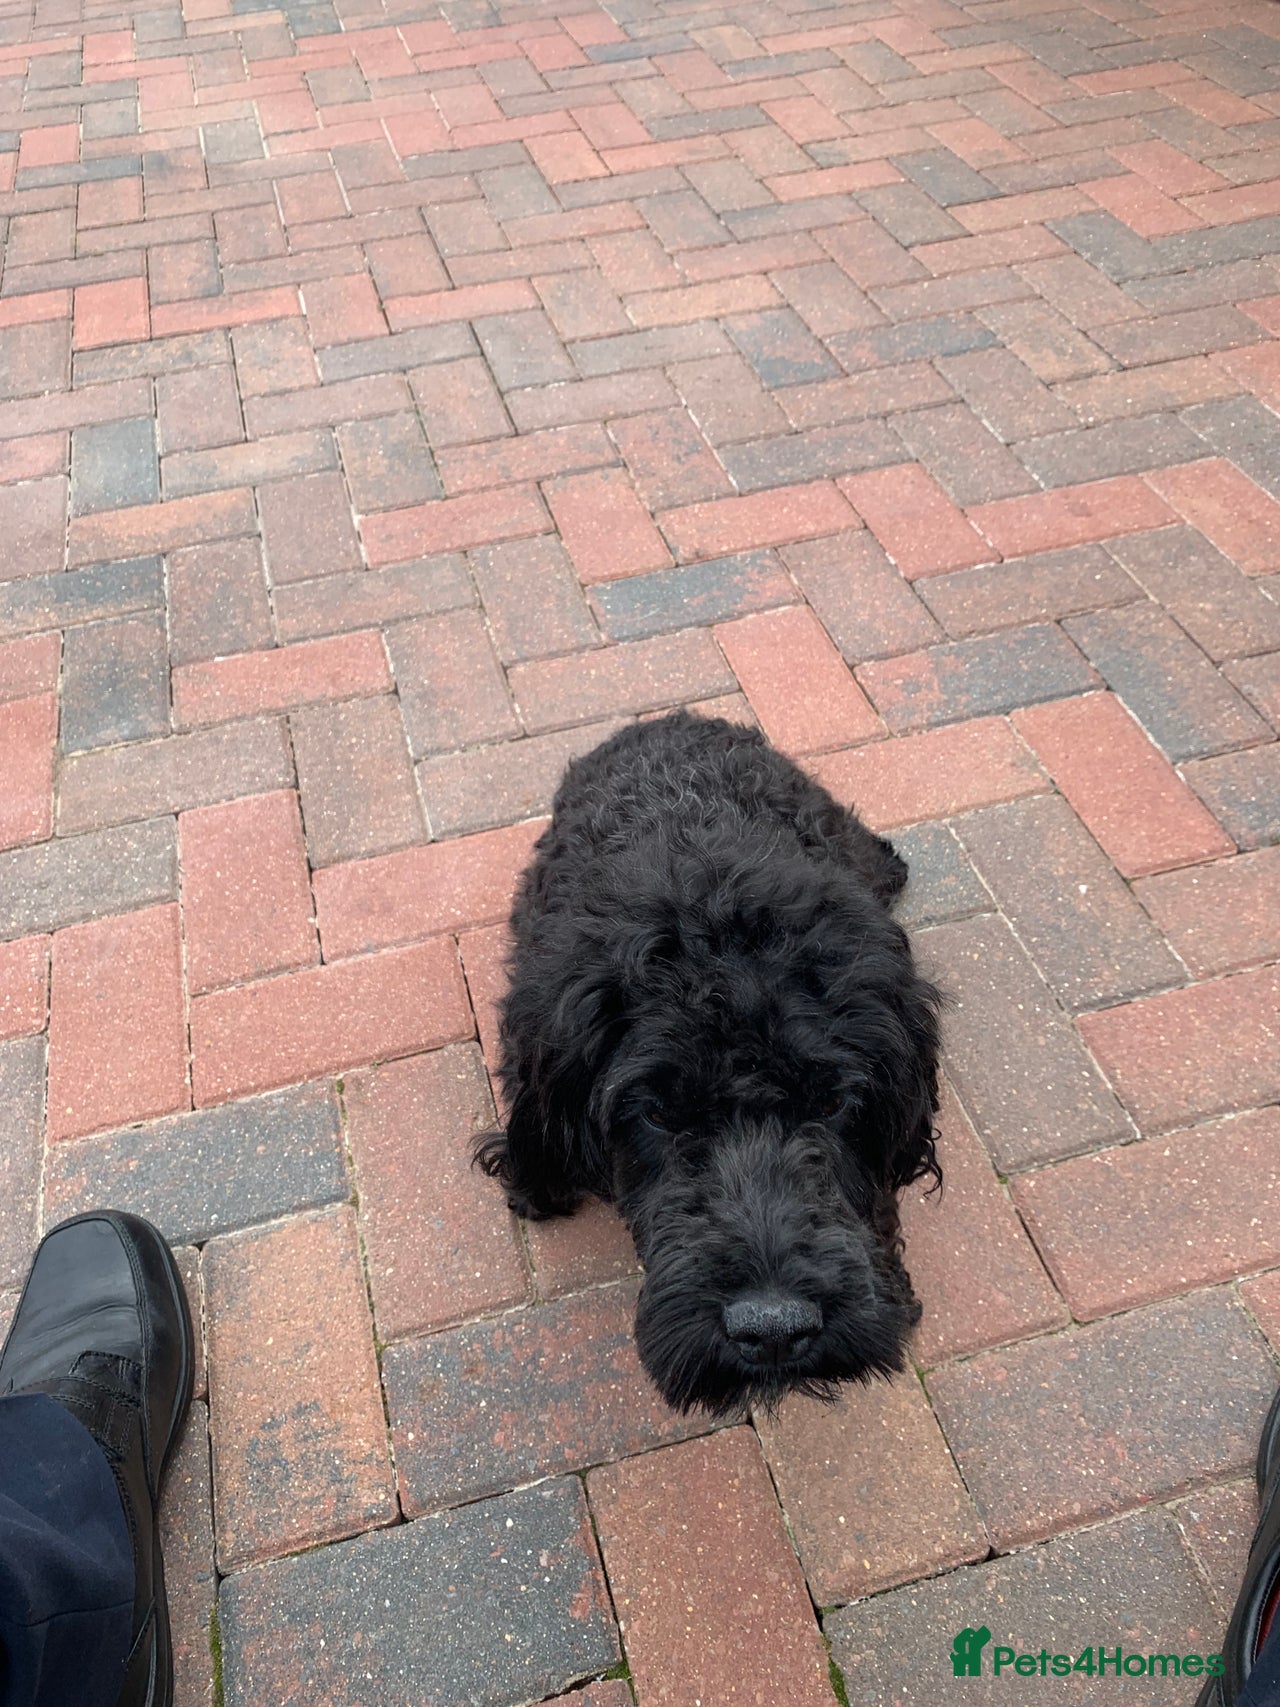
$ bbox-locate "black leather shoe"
[1197,1385,1280,1707]
[0,1211,194,1707]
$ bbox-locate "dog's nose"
[722,1294,822,1363]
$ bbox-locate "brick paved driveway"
[1,0,1279,1693]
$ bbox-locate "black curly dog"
[477,710,942,1416]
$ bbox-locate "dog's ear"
[480,952,624,1209]
[864,968,943,1195]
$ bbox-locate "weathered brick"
[1092,305,1266,367]
[523,1195,640,1301]
[418,721,624,840]
[1135,846,1280,977]
[1242,1270,1280,1356]
[828,1509,1220,1705]
[719,420,903,494]
[67,489,256,571]
[58,720,293,836]
[0,477,68,582]
[156,365,244,457]
[1145,456,1280,578]
[1175,1480,1259,1623]
[48,903,188,1143]
[591,549,794,642]
[173,632,389,728]
[510,629,735,733]
[1013,692,1234,877]
[0,1037,44,1290]
[168,538,272,667]
[832,310,1003,373]
[725,305,842,387]
[335,413,441,512]
[231,318,319,398]
[273,558,472,645]
[219,1480,617,1707]
[658,480,859,560]
[892,402,1036,507]
[955,793,1182,1011]
[902,1080,1066,1364]
[290,696,422,867]
[0,935,47,1043]
[180,790,316,995]
[469,536,599,663]
[360,486,549,566]
[929,1291,1276,1549]
[716,605,881,754]
[858,623,1098,734]
[43,1040,340,1241]
[1014,413,1211,490]
[164,430,337,504]
[892,823,990,931]
[345,1043,529,1342]
[1056,355,1241,423]
[968,475,1174,557]
[434,422,613,497]
[59,615,169,754]
[544,466,673,583]
[312,819,542,959]
[917,543,1139,638]
[934,345,1075,441]
[839,462,992,579]
[71,417,159,515]
[205,1206,395,1571]
[0,819,177,944]
[608,405,732,509]
[410,356,512,448]
[74,276,149,350]
[1064,603,1270,762]
[668,350,788,445]
[1014,1105,1280,1322]
[779,362,954,433]
[1230,652,1280,729]
[768,1367,979,1610]
[1183,743,1280,850]
[808,715,1046,831]
[387,609,518,759]
[0,694,56,851]
[259,470,363,585]
[589,1429,833,1705]
[783,532,942,663]
[916,912,1127,1171]
[1078,964,1280,1133]
[191,931,470,1107]
[385,1279,700,1512]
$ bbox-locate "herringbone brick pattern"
[1,0,1279,1690]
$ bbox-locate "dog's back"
[520,710,906,925]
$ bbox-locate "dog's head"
[520,821,941,1416]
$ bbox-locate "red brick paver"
[2,0,1278,1692]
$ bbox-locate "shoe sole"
[146,1220,193,1707]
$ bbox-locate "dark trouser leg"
[0,1394,133,1707]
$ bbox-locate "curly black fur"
[476,710,941,1416]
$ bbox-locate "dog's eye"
[816,1093,847,1121]
[641,1102,675,1132]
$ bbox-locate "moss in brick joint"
[827,1651,852,1707]
[209,1600,225,1707]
